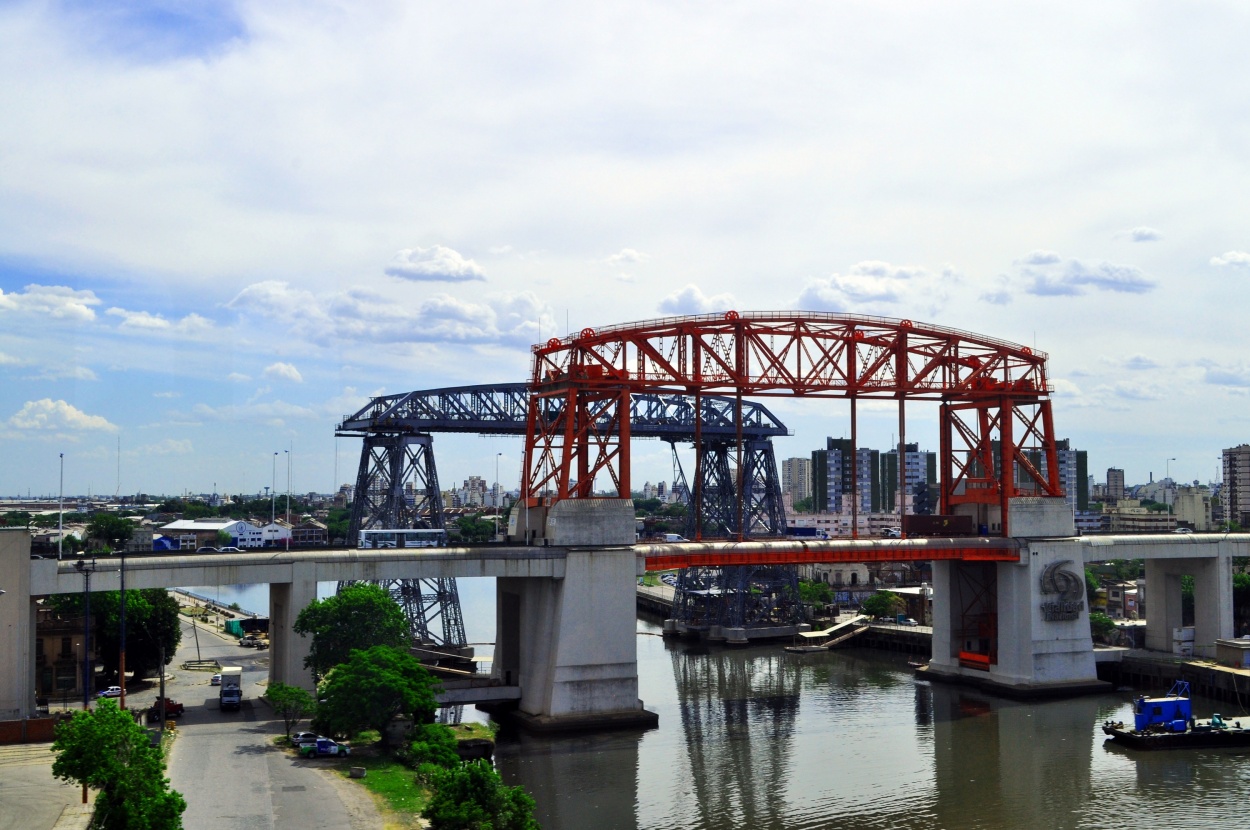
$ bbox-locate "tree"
[792,497,814,514]
[422,760,539,830]
[1085,568,1101,605]
[798,580,833,606]
[1089,612,1116,643]
[400,722,461,771]
[52,699,186,830]
[51,588,182,682]
[86,514,135,552]
[294,583,409,678]
[216,530,234,547]
[312,645,439,748]
[861,590,905,620]
[455,514,496,543]
[265,682,316,740]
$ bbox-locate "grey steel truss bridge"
[335,383,799,648]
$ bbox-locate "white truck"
[218,666,243,711]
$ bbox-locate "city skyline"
[3,3,1250,495]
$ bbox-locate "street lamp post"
[118,549,126,710]
[58,453,64,561]
[495,452,502,538]
[74,559,96,710]
[1166,457,1177,525]
[271,452,277,544]
[285,448,291,549]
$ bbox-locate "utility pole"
[118,550,127,710]
[74,559,96,710]
[58,453,64,561]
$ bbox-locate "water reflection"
[191,583,1250,830]
[670,642,801,829]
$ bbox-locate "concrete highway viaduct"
[3,497,1248,729]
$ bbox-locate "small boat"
[1101,680,1250,750]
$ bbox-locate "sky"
[3,0,1250,500]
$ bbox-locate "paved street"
[163,615,381,830]
[0,742,92,830]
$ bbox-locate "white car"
[210,673,222,686]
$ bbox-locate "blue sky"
[3,1,1250,498]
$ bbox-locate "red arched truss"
[522,311,1062,537]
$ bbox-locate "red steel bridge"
[524,311,1061,539]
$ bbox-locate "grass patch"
[338,755,429,824]
[640,572,662,587]
[446,721,495,742]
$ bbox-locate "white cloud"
[0,285,100,321]
[1050,379,1082,397]
[385,245,485,282]
[7,399,117,433]
[226,372,251,382]
[604,248,649,266]
[1016,254,1155,296]
[152,391,181,398]
[133,438,193,456]
[658,284,738,315]
[795,261,953,312]
[264,362,303,383]
[1123,355,1159,371]
[28,365,98,381]
[1129,227,1161,242]
[107,307,214,335]
[0,352,21,366]
[1203,366,1250,387]
[1211,251,1250,268]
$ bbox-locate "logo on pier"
[1039,559,1085,622]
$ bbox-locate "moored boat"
[1101,680,1250,750]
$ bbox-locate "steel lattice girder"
[668,440,787,540]
[337,383,788,440]
[672,564,804,630]
[938,397,1062,522]
[525,312,1057,537]
[342,433,467,648]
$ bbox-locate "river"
[185,579,1250,830]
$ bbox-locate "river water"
[185,579,1250,830]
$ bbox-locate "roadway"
[160,616,381,830]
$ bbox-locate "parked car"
[881,527,902,538]
[291,731,320,746]
[147,697,185,719]
[196,546,218,553]
[1171,528,1194,534]
[899,618,920,627]
[299,738,350,758]
[97,686,122,698]
[210,673,222,686]
[219,546,244,552]
[239,636,258,647]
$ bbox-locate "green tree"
[1085,568,1101,605]
[861,591,905,620]
[51,589,182,682]
[792,497,814,514]
[1089,611,1116,643]
[216,530,234,547]
[86,514,135,552]
[52,699,187,830]
[294,583,409,678]
[400,722,461,771]
[265,682,317,740]
[326,507,350,544]
[422,759,539,830]
[1,510,33,528]
[312,645,439,748]
[798,580,833,606]
[425,760,538,830]
[455,514,497,543]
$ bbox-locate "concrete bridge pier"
[927,498,1108,696]
[498,499,658,731]
[1142,547,1234,657]
[269,571,317,690]
[0,530,36,719]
